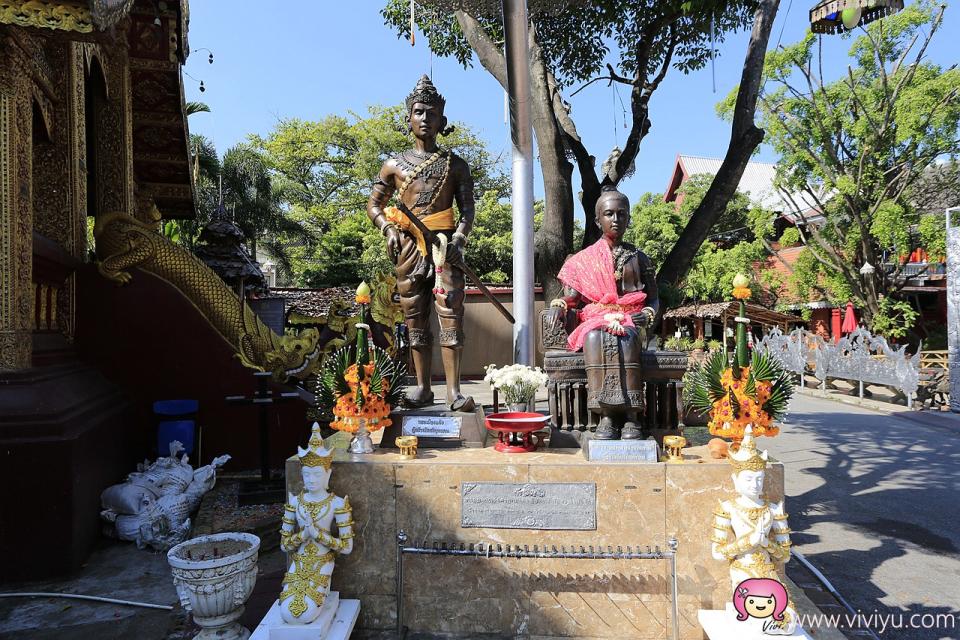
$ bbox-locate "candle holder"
[662,435,687,463]
[396,435,418,459]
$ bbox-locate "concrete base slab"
[699,604,812,639]
[250,593,359,640]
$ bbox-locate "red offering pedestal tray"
[485,412,550,453]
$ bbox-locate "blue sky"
[184,1,959,204]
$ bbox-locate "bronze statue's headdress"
[406,75,446,112]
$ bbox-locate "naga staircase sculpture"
[94,211,321,381]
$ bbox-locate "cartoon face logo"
[733,578,789,622]
[745,594,776,618]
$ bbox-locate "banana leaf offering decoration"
[685,274,793,445]
[317,282,407,434]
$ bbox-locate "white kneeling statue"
[706,425,801,637]
[279,423,354,624]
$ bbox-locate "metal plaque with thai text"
[584,439,659,462]
[402,415,462,438]
[460,482,597,530]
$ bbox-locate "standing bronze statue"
[367,76,475,412]
[548,186,660,439]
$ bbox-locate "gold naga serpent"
[93,211,321,381]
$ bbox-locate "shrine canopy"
[664,301,801,332]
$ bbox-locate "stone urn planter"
[167,532,260,640]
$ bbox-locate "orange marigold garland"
[707,366,779,440]
[317,282,406,435]
[683,273,793,445]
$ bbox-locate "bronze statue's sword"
[394,201,515,324]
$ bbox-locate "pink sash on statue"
[557,239,647,351]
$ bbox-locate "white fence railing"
[755,327,921,406]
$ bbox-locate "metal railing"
[395,531,680,640]
[882,261,946,278]
[755,327,921,406]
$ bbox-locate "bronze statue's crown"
[728,425,769,473]
[406,75,446,112]
[297,422,333,470]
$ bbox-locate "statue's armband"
[334,496,355,544]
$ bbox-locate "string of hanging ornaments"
[182,47,214,93]
[809,0,904,33]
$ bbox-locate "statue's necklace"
[733,502,768,524]
[611,245,635,281]
[300,492,334,521]
[396,149,451,213]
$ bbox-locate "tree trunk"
[657,0,780,288]
[529,30,574,302]
[580,182,602,248]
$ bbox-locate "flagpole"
[502,0,536,366]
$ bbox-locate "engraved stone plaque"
[402,415,462,438]
[584,438,659,462]
[460,482,596,530]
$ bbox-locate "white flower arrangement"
[483,363,550,405]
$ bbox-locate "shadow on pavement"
[771,401,960,640]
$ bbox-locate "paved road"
[763,394,960,640]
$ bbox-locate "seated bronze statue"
[548,187,660,440]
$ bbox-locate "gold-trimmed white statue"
[279,423,354,624]
[710,425,797,635]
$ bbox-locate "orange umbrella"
[841,301,858,334]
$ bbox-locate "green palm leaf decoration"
[750,350,776,382]
[369,360,384,397]
[684,350,729,414]
[682,273,795,442]
[762,371,794,419]
[313,374,334,418]
[728,389,741,421]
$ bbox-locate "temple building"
[663,153,825,233]
[0,0,308,581]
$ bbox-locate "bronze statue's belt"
[384,206,455,256]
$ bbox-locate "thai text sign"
[461,482,597,530]
[585,439,659,462]
[402,416,462,438]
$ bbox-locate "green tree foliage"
[870,295,920,341]
[622,193,683,268]
[185,101,211,116]
[253,105,508,287]
[467,192,514,284]
[626,176,772,304]
[221,144,317,278]
[722,1,960,323]
[162,133,219,251]
[164,134,316,281]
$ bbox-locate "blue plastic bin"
[154,399,198,457]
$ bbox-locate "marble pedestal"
[287,445,785,638]
[249,592,360,640]
[698,604,812,639]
